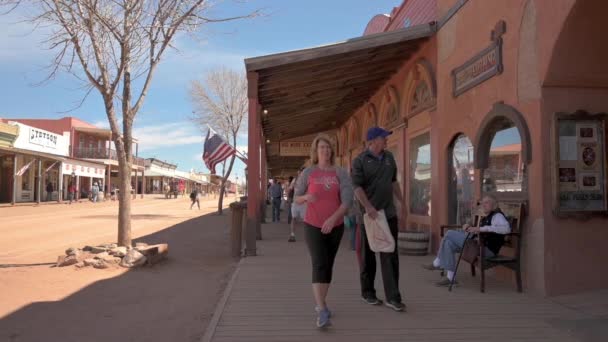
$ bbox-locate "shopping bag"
[363,209,395,253]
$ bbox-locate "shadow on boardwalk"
[208,219,608,342]
[0,211,236,342]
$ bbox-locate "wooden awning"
[245,23,436,142]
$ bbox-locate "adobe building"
[244,0,608,296]
[6,117,146,199]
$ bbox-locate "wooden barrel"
[398,231,430,256]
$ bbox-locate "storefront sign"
[451,20,505,97]
[63,162,106,178]
[280,141,312,157]
[29,128,58,149]
[555,111,607,214]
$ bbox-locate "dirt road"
[0,195,238,342]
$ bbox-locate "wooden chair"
[440,201,525,293]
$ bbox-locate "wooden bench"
[440,200,525,293]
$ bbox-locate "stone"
[83,246,93,252]
[65,247,79,256]
[109,247,128,257]
[94,252,110,260]
[120,250,147,268]
[93,260,109,269]
[57,255,79,267]
[84,258,97,267]
[101,254,120,264]
[90,246,108,254]
[138,244,169,265]
[75,262,86,268]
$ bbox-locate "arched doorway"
[447,134,474,225]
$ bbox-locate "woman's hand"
[305,193,317,203]
[321,215,338,234]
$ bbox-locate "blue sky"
[0,0,400,181]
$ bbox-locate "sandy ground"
[0,195,239,342]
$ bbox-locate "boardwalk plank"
[208,220,589,342]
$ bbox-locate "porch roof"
[245,23,435,174]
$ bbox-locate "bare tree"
[2,1,258,246]
[190,67,247,214]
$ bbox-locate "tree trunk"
[117,156,132,246]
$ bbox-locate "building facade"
[246,0,608,296]
[6,117,145,199]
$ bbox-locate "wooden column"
[76,175,80,201]
[11,155,17,205]
[58,162,63,202]
[260,131,267,225]
[141,169,145,199]
[36,159,42,205]
[106,164,111,199]
[245,71,260,256]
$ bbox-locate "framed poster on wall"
[554,110,607,216]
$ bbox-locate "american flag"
[203,128,236,174]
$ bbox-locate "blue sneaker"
[315,306,332,318]
[316,308,331,328]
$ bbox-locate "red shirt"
[303,169,344,229]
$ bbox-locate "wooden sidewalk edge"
[201,259,242,342]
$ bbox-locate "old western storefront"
[246,0,608,296]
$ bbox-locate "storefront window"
[448,135,474,225]
[409,132,431,216]
[482,118,525,193]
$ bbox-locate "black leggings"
[304,223,344,283]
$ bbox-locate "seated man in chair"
[423,195,511,286]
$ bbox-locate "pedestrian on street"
[190,187,201,210]
[269,178,283,222]
[91,182,100,203]
[68,182,76,204]
[294,134,353,328]
[46,181,53,202]
[288,169,305,242]
[351,126,406,312]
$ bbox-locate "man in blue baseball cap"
[351,126,405,312]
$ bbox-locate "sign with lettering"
[279,141,312,157]
[29,128,58,149]
[63,162,106,178]
[452,20,505,97]
[555,111,607,214]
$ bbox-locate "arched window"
[482,118,525,194]
[475,103,532,199]
[448,134,474,225]
[409,132,431,216]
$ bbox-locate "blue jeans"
[437,230,495,272]
[272,197,281,222]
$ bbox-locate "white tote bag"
[363,209,395,253]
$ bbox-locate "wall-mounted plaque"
[554,110,607,215]
[279,141,312,157]
[451,20,506,97]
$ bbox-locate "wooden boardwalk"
[206,220,604,342]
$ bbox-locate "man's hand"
[465,226,481,233]
[462,223,471,230]
[365,206,378,220]
[321,215,337,234]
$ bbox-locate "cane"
[449,232,471,292]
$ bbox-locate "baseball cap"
[366,127,393,141]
